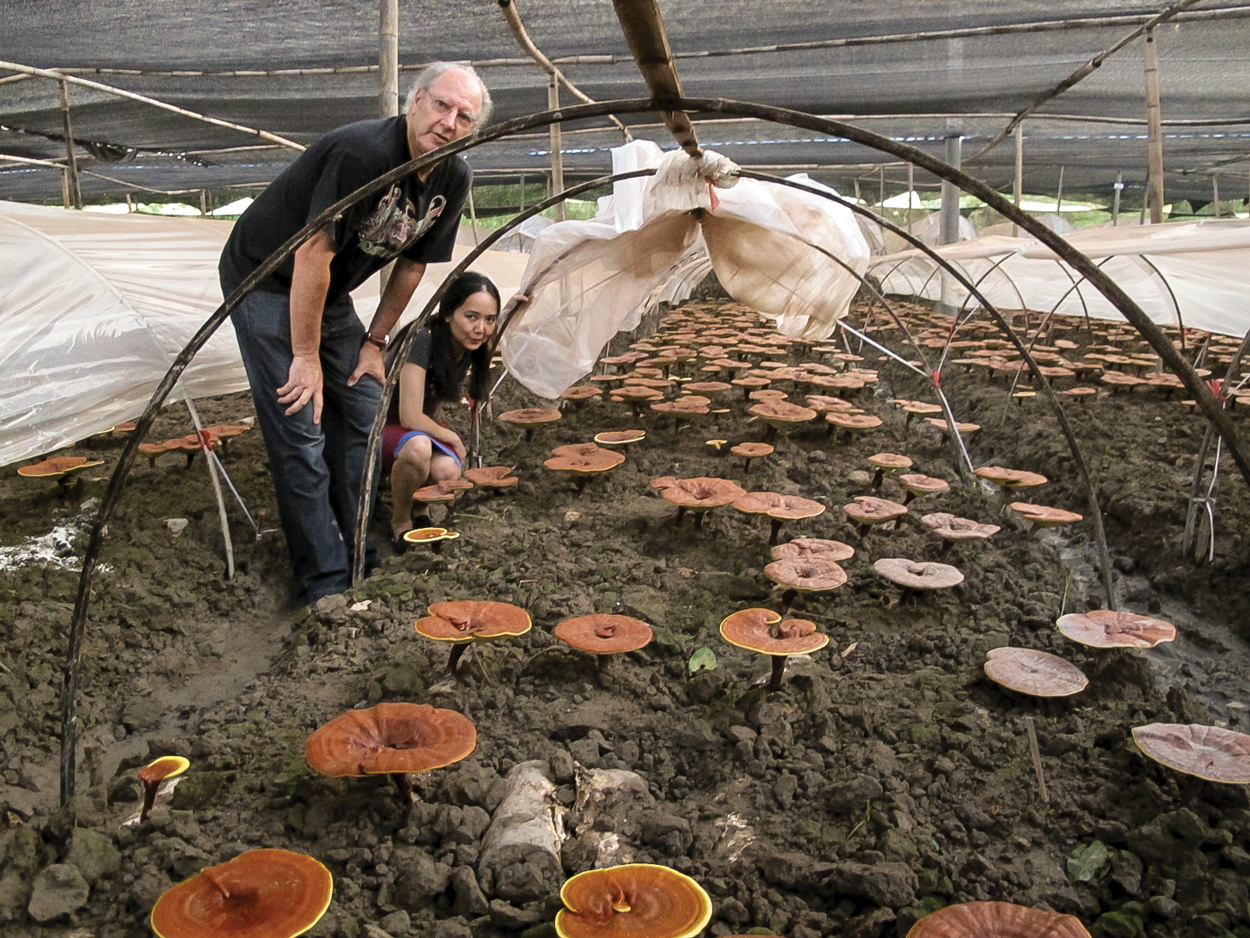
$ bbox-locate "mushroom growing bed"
[2,296,1250,937]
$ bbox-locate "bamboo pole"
[1213,175,1221,218]
[1012,124,1023,236]
[379,0,399,118]
[548,78,567,222]
[57,79,83,209]
[611,0,702,158]
[1112,171,1123,224]
[1055,165,1065,214]
[0,60,306,151]
[1144,29,1166,224]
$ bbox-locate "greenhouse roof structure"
[3,0,1250,209]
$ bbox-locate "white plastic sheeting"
[872,219,1250,338]
[0,201,525,467]
[500,141,871,399]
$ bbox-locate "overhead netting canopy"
[3,1,1250,206]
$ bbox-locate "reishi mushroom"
[138,755,190,823]
[906,900,1091,938]
[770,537,855,564]
[920,512,1000,557]
[150,848,333,938]
[415,599,533,674]
[555,863,712,938]
[304,702,476,802]
[498,407,563,441]
[656,477,747,528]
[544,446,626,494]
[763,556,847,615]
[1131,723,1250,784]
[843,495,908,540]
[730,441,774,474]
[719,607,830,690]
[17,455,105,495]
[554,614,653,670]
[734,491,827,546]
[983,647,1089,697]
[1056,610,1176,649]
[873,557,964,603]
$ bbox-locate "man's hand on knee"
[279,354,324,422]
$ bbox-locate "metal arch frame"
[58,93,1250,803]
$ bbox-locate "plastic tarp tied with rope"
[872,219,1250,338]
[500,140,871,399]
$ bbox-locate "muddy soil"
[2,297,1249,938]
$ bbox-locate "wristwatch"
[361,331,388,351]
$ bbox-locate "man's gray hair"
[405,62,493,128]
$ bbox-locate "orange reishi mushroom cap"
[984,647,1089,697]
[463,466,519,488]
[1131,723,1250,784]
[416,600,533,645]
[844,496,908,526]
[17,456,104,478]
[658,477,748,512]
[498,407,562,429]
[720,607,830,656]
[920,513,1001,542]
[594,429,646,447]
[556,864,713,938]
[770,537,855,563]
[898,474,950,496]
[734,492,826,521]
[1056,609,1176,648]
[150,848,333,938]
[873,558,965,590]
[139,756,190,787]
[554,614,654,655]
[305,702,476,778]
[763,557,848,594]
[905,900,1091,938]
[1010,503,1084,528]
[974,466,1049,489]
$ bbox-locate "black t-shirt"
[386,327,441,423]
[219,115,470,305]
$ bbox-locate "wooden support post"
[1143,29,1165,224]
[58,79,83,210]
[1055,165,1065,214]
[1012,123,1023,237]
[379,0,399,118]
[1112,171,1123,225]
[1212,174,1221,218]
[548,77,566,222]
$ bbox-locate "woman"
[383,271,500,546]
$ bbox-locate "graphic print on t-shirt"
[358,186,446,258]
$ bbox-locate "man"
[219,62,490,604]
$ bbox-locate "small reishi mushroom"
[150,848,333,938]
[825,412,883,442]
[544,447,626,494]
[843,495,908,541]
[1131,723,1250,784]
[867,452,913,489]
[974,465,1049,498]
[200,423,251,458]
[609,384,665,418]
[920,512,1000,557]
[873,557,964,604]
[1010,502,1083,531]
[748,400,817,442]
[594,429,646,451]
[554,614,653,672]
[720,607,830,690]
[401,526,461,554]
[560,385,603,408]
[17,455,105,496]
[657,477,747,529]
[983,647,1089,697]
[763,556,847,615]
[169,432,214,468]
[733,491,827,546]
[305,701,476,802]
[555,863,713,938]
[770,537,855,565]
[905,900,1091,938]
[415,599,533,674]
[498,407,562,441]
[897,473,949,507]
[1057,610,1176,649]
[138,755,190,823]
[651,395,711,430]
[730,441,774,474]
[463,465,519,495]
[923,417,980,440]
[139,441,175,468]
[892,398,944,429]
[413,481,458,524]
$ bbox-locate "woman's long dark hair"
[425,271,500,411]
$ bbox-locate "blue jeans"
[231,290,381,603]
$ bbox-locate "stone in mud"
[761,851,838,891]
[820,861,918,908]
[392,853,452,911]
[826,773,883,813]
[27,863,90,923]
[488,897,545,929]
[450,866,488,919]
[639,810,692,852]
[65,828,120,885]
[493,855,558,904]
[0,871,31,922]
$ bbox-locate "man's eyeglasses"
[426,95,476,131]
